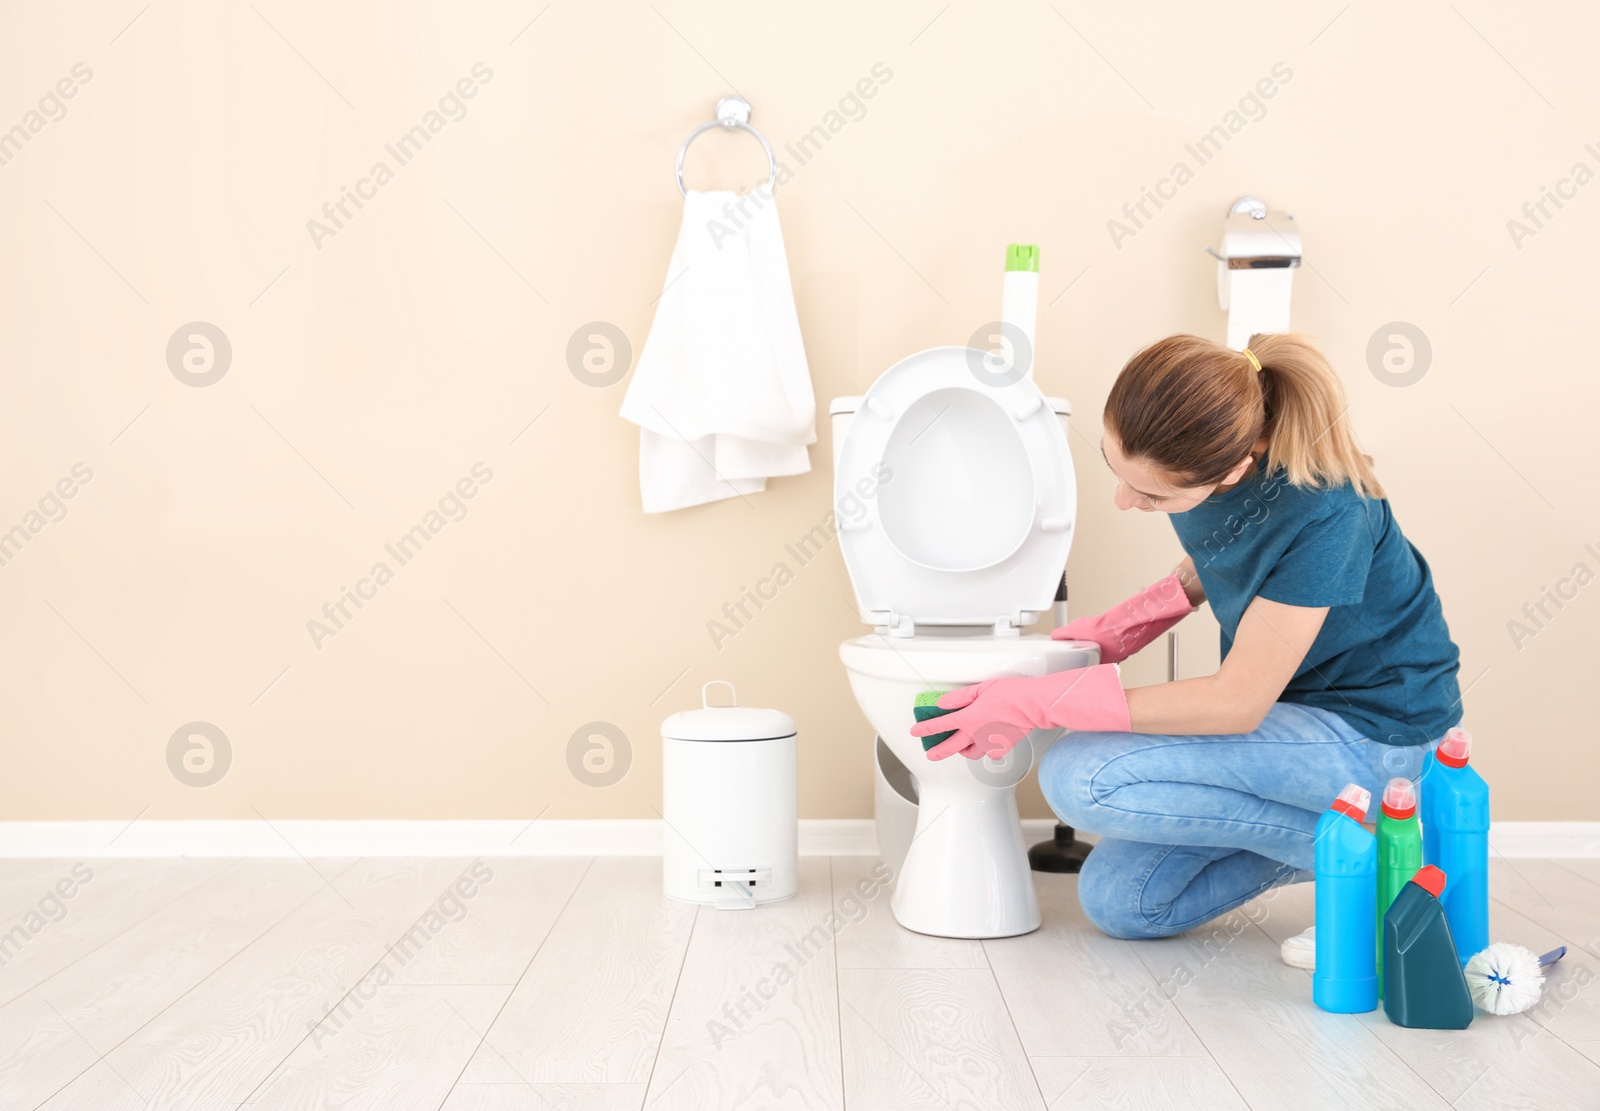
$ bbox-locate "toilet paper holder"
[1205,196,1301,312]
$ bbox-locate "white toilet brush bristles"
[1464,942,1553,1015]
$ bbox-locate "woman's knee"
[1076,843,1174,940]
[1078,840,1311,941]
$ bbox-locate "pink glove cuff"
[1046,663,1133,733]
[1051,572,1194,664]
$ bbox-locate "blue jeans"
[1036,701,1449,940]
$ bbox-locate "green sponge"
[913,690,957,750]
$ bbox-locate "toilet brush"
[1463,942,1566,1015]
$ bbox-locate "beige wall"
[2,1,1596,823]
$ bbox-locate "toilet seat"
[834,346,1076,635]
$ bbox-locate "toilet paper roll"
[1220,264,1294,350]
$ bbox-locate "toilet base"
[888,781,1041,939]
[842,633,1099,940]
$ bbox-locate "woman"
[908,333,1462,962]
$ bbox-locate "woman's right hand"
[1051,615,1133,664]
[1050,569,1196,664]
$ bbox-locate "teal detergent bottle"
[1313,783,1378,1013]
[1383,865,1474,1029]
[1421,728,1490,963]
[1376,777,1422,997]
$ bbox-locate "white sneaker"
[1281,925,1316,970]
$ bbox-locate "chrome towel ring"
[675,95,777,198]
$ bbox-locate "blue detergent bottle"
[1421,727,1490,963]
[1314,783,1378,1013]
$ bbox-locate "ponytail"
[1247,333,1383,498]
[1105,332,1384,499]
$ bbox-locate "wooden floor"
[1,855,1597,1110]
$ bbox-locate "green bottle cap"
[1006,244,1039,272]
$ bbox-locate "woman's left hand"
[913,679,1029,761]
[907,665,1132,761]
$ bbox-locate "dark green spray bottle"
[1383,865,1474,1029]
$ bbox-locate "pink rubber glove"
[908,663,1132,761]
[1051,572,1194,664]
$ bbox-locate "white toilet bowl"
[841,632,1097,937]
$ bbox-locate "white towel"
[620,189,815,513]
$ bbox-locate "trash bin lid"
[663,681,796,742]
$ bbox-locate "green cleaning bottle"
[1376,777,1422,997]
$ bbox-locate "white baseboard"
[1484,822,1600,858]
[0,819,881,858]
[0,819,1594,858]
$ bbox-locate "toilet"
[832,343,1097,939]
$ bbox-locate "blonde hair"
[1105,332,1385,499]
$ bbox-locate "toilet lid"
[834,346,1076,630]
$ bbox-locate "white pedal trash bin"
[662,681,798,908]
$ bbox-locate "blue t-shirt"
[1168,458,1461,746]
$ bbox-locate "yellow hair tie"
[1242,347,1263,372]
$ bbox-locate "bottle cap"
[1436,727,1472,768]
[1411,864,1447,899]
[1006,243,1040,272]
[1328,782,1370,822]
[1380,777,1417,820]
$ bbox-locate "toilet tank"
[829,393,1073,474]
